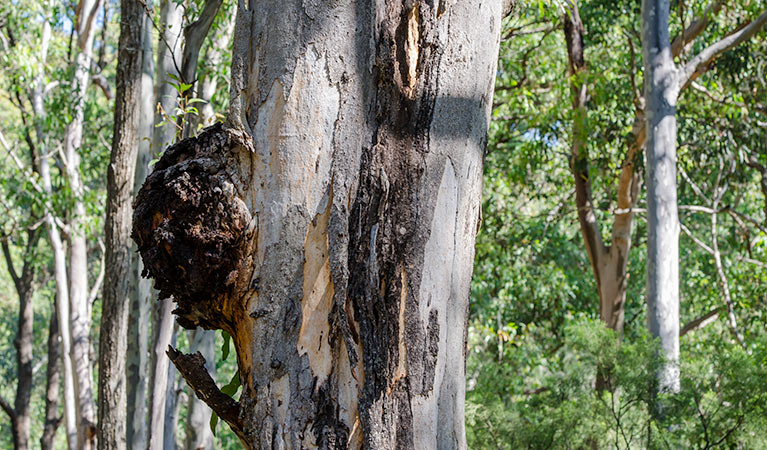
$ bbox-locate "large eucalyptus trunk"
[641,0,681,395]
[97,0,145,446]
[126,2,155,448]
[66,1,103,446]
[133,1,503,448]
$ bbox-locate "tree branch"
[680,307,722,336]
[166,346,245,441]
[671,0,725,57]
[180,0,223,87]
[0,394,14,420]
[1,238,21,293]
[678,9,767,90]
[87,239,105,305]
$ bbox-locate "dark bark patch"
[132,123,254,330]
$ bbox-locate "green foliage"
[467,320,767,449]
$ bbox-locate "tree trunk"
[1,230,39,450]
[147,3,184,446]
[641,0,681,395]
[67,2,103,447]
[164,326,179,450]
[184,329,215,450]
[97,0,145,447]
[564,0,641,338]
[194,12,235,130]
[126,2,155,448]
[31,15,78,450]
[134,1,503,448]
[41,303,62,450]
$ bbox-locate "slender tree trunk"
[97,0,145,447]
[67,2,103,447]
[134,1,503,448]
[32,15,78,449]
[147,2,184,446]
[126,2,155,447]
[184,329,215,450]
[564,1,641,339]
[41,303,62,450]
[641,0,681,395]
[194,13,235,130]
[1,229,40,450]
[164,326,179,450]
[149,298,176,450]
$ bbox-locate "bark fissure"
[133,1,503,448]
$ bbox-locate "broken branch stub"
[132,123,254,331]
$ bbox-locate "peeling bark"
[564,1,641,339]
[134,1,503,448]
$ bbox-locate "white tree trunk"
[31,16,78,450]
[66,2,103,446]
[134,1,503,448]
[641,0,681,395]
[126,2,155,448]
[147,2,184,448]
[184,329,215,450]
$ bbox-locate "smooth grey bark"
[184,329,216,450]
[149,298,176,450]
[641,0,767,396]
[642,0,681,396]
[41,304,62,450]
[147,1,184,447]
[194,12,235,130]
[67,1,103,446]
[97,0,145,446]
[163,326,179,450]
[133,1,503,448]
[126,3,155,448]
[31,16,78,450]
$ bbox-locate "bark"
[194,13,235,130]
[126,3,155,448]
[564,1,641,337]
[67,1,103,447]
[133,1,503,448]
[32,16,78,450]
[41,303,62,450]
[149,298,176,450]
[1,229,40,450]
[147,2,184,447]
[642,0,681,395]
[164,326,179,450]
[96,0,145,447]
[184,329,216,450]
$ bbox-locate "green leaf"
[221,371,241,398]
[209,411,218,436]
